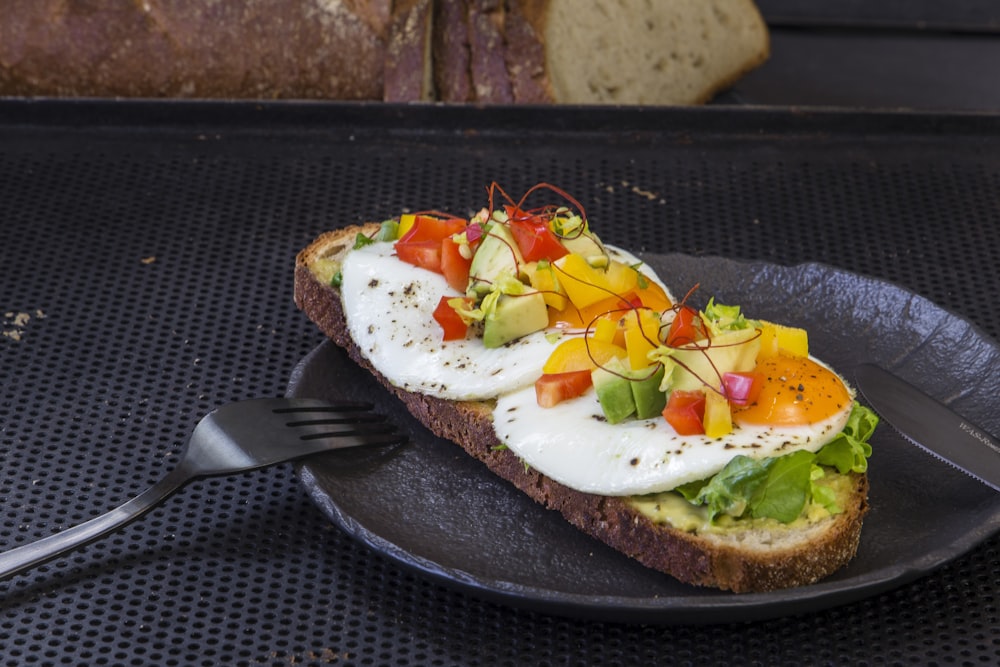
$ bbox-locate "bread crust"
[294,224,869,592]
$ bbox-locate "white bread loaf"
[510,0,770,105]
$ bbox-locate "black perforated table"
[2,100,999,666]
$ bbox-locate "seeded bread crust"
[293,224,869,592]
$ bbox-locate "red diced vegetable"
[432,296,472,340]
[440,237,472,292]
[395,240,442,273]
[397,215,467,244]
[722,371,764,406]
[535,370,594,407]
[509,219,569,262]
[665,305,704,347]
[662,390,706,435]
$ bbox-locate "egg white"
[492,381,853,496]
[341,242,556,401]
[340,242,666,402]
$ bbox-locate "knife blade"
[854,363,1000,492]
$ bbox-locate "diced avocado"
[592,358,636,424]
[309,258,341,286]
[482,291,548,348]
[630,365,666,419]
[560,228,607,266]
[467,224,524,298]
[667,328,760,392]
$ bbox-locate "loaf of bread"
[293,222,870,593]
[0,0,391,100]
[0,0,768,105]
[511,0,770,105]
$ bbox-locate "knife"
[854,363,1000,492]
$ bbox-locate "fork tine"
[286,414,388,427]
[272,402,374,414]
[297,421,401,440]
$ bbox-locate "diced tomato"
[432,296,472,340]
[722,371,764,406]
[535,370,593,407]
[509,219,569,262]
[440,237,472,292]
[397,215,466,244]
[665,305,704,347]
[662,390,706,435]
[395,240,442,273]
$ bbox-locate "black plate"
[288,254,1000,624]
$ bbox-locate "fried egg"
[341,242,666,402]
[342,241,854,496]
[493,354,853,495]
[341,242,553,400]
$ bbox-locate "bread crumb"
[141,256,156,265]
[3,310,40,341]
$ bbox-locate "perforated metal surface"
[1,101,999,666]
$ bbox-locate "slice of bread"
[511,0,770,105]
[293,224,869,593]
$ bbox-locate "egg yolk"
[733,355,851,427]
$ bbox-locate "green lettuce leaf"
[815,402,879,474]
[674,403,879,524]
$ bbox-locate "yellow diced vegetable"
[553,254,613,309]
[397,213,417,240]
[522,261,569,310]
[757,321,809,359]
[543,337,627,374]
[623,309,661,370]
[703,390,733,438]
[603,259,639,295]
[592,317,618,344]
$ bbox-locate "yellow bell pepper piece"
[522,261,569,310]
[623,309,662,370]
[757,321,809,359]
[397,213,417,240]
[553,254,613,309]
[703,390,733,438]
[542,337,627,374]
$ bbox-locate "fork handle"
[0,466,192,582]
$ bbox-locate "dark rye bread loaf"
[0,0,390,100]
[293,223,870,592]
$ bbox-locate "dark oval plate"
[288,254,1000,624]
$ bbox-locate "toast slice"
[293,223,869,593]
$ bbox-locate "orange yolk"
[733,355,851,427]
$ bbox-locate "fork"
[0,397,404,582]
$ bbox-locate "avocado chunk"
[482,291,548,348]
[560,228,608,266]
[467,224,524,299]
[592,358,637,424]
[630,365,666,419]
